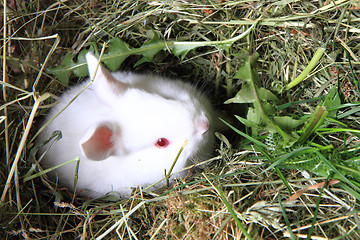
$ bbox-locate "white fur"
[39,52,215,198]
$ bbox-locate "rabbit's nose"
[196,115,210,135]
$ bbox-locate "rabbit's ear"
[79,122,123,161]
[86,52,128,102]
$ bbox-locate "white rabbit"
[39,52,215,198]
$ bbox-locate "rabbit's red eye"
[155,138,170,148]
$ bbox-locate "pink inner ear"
[196,115,210,135]
[81,125,115,161]
[94,126,114,151]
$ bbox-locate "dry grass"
[1,0,360,239]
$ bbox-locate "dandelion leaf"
[225,82,255,103]
[235,113,260,129]
[47,28,257,85]
[46,48,93,86]
[103,38,132,71]
[170,42,203,60]
[46,54,73,86]
[257,87,279,103]
[135,32,166,67]
[72,49,89,77]
[273,116,306,131]
[227,53,298,146]
[46,54,88,86]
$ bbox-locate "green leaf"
[233,54,261,83]
[46,49,92,86]
[235,114,260,128]
[262,103,276,117]
[134,32,166,67]
[46,54,74,86]
[323,83,341,118]
[228,53,296,146]
[170,23,258,60]
[46,23,258,85]
[72,49,89,77]
[225,82,255,104]
[103,38,132,71]
[225,54,271,104]
[257,87,279,102]
[169,41,199,60]
[273,116,306,131]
